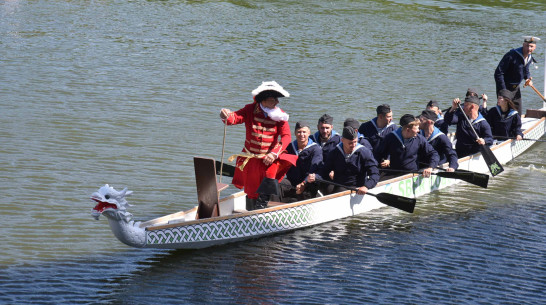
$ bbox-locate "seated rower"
[358,104,397,152]
[310,114,341,161]
[281,121,323,201]
[444,88,489,130]
[375,114,439,178]
[419,110,458,172]
[426,100,448,134]
[306,127,379,195]
[484,89,523,141]
[444,95,493,158]
[343,118,373,152]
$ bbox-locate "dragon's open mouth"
[92,198,118,213]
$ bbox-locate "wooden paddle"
[314,178,416,213]
[381,168,489,188]
[527,83,546,102]
[494,136,546,143]
[457,103,504,176]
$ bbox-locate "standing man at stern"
[220,81,297,210]
[494,36,540,113]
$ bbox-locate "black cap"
[342,126,358,140]
[464,95,480,105]
[343,118,360,130]
[400,114,416,127]
[420,110,438,122]
[498,89,514,101]
[318,114,333,125]
[427,100,439,108]
[466,88,478,97]
[255,90,283,103]
[295,121,310,130]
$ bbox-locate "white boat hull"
[97,114,546,249]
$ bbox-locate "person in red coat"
[220,81,297,210]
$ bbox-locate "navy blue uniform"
[375,128,439,171]
[419,128,458,170]
[358,132,374,151]
[494,47,534,92]
[494,47,535,111]
[444,111,493,158]
[435,114,449,134]
[285,138,323,185]
[485,106,523,139]
[316,143,380,190]
[358,118,397,152]
[311,130,341,161]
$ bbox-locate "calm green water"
[1,0,545,304]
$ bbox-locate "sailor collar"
[419,127,444,142]
[495,105,518,119]
[371,117,394,135]
[290,138,318,155]
[335,142,363,159]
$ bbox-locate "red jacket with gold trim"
[224,102,292,157]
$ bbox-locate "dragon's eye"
[105,194,110,199]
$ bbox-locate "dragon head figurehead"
[89,184,146,248]
[90,184,133,220]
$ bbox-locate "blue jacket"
[285,138,323,185]
[485,106,524,138]
[375,128,439,171]
[358,132,374,151]
[419,128,458,170]
[316,143,379,189]
[494,47,534,91]
[434,114,449,134]
[311,130,341,162]
[444,110,493,158]
[358,118,397,152]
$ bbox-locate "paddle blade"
[479,145,504,177]
[215,160,236,177]
[436,171,489,188]
[374,193,416,213]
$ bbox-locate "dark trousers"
[280,179,319,202]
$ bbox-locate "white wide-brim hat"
[251,81,290,98]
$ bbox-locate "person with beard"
[280,121,323,201]
[220,81,297,210]
[418,110,458,172]
[310,113,341,162]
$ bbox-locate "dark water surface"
[1,0,545,304]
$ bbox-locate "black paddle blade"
[479,145,504,177]
[215,160,236,177]
[436,171,489,188]
[374,193,416,213]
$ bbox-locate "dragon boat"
[89,108,546,250]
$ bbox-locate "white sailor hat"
[251,81,290,98]
[523,36,541,44]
